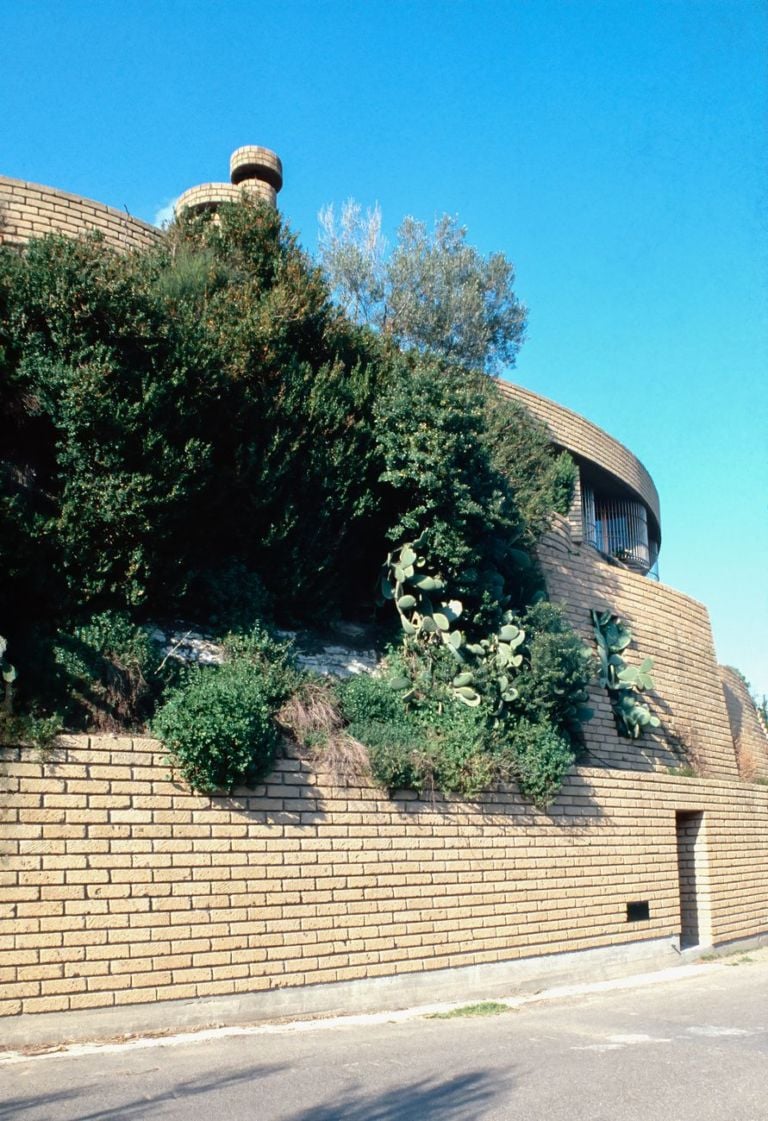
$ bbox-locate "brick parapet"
[1,735,766,1020]
[497,380,661,532]
[175,180,276,215]
[0,176,163,253]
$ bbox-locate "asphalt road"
[2,952,767,1121]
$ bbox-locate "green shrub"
[338,668,494,798]
[152,626,298,793]
[509,601,594,736]
[152,662,277,793]
[503,719,576,808]
[221,626,301,707]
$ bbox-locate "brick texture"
[0,177,163,252]
[1,732,766,1020]
[718,666,768,781]
[497,380,661,530]
[175,181,276,215]
[539,515,740,777]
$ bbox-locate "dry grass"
[277,678,372,786]
[666,720,705,777]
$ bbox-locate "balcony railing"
[582,485,658,577]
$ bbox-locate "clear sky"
[3,0,766,696]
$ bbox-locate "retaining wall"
[1,735,766,1022]
[539,517,740,777]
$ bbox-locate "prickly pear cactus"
[590,609,660,738]
[0,635,17,715]
[381,538,526,711]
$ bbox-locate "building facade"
[1,148,767,1042]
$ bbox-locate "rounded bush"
[152,661,280,793]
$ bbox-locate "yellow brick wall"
[718,666,768,781]
[538,516,740,777]
[1,735,766,1019]
[497,381,661,528]
[0,176,163,252]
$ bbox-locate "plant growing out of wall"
[380,536,525,712]
[590,610,660,739]
[338,537,592,807]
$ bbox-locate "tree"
[318,203,526,374]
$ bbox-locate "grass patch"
[699,947,760,965]
[427,1001,510,1020]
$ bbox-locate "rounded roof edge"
[0,174,163,246]
[496,379,661,531]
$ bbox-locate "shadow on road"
[0,1061,287,1121]
[286,1069,501,1121]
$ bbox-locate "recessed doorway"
[676,811,711,949]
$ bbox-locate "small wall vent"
[626,900,650,922]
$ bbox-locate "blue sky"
[3,0,766,695]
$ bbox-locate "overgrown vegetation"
[0,197,591,804]
[336,539,593,807]
[151,628,298,793]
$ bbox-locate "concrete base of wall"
[677,929,768,965]
[3,935,696,1049]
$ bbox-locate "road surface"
[2,951,767,1120]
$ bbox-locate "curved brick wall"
[497,380,661,531]
[719,666,768,781]
[175,180,276,215]
[539,515,738,777]
[0,176,163,252]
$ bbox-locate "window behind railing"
[582,484,658,576]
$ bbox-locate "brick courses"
[497,381,661,529]
[539,516,741,777]
[0,177,163,252]
[719,666,768,781]
[1,733,766,1020]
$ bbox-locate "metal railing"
[582,485,658,576]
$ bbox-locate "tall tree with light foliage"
[318,203,527,374]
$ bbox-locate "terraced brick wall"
[539,516,740,777]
